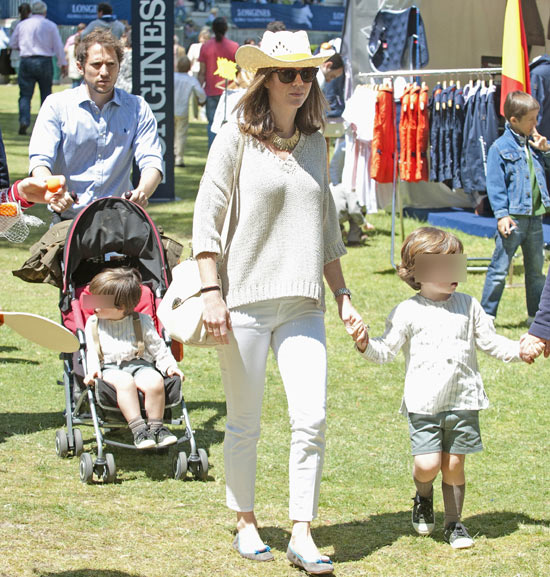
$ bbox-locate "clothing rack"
[355,67,502,269]
[358,67,502,80]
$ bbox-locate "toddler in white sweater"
[356,227,539,549]
[84,267,183,449]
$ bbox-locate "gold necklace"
[270,127,300,151]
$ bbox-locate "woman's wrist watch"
[333,287,351,300]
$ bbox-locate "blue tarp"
[230,2,345,31]
[404,207,550,243]
[44,1,132,26]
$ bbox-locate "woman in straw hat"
[192,30,368,574]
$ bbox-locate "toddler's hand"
[84,370,101,385]
[167,366,184,380]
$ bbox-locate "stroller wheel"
[102,453,117,484]
[196,448,209,481]
[173,451,188,480]
[55,429,69,458]
[73,428,84,457]
[79,453,94,484]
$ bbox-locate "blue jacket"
[323,74,345,118]
[530,272,550,340]
[485,124,550,219]
[530,55,550,139]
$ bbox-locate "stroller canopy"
[62,197,169,294]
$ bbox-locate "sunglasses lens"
[277,69,297,83]
[300,68,317,82]
[275,68,318,83]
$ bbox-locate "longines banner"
[132,0,175,201]
[44,1,131,25]
[230,2,345,32]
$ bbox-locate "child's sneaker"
[133,428,156,449]
[412,492,435,535]
[444,522,474,549]
[155,426,178,447]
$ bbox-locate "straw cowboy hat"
[235,30,335,72]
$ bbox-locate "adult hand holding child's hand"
[519,333,547,364]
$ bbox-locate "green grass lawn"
[0,84,549,577]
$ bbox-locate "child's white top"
[85,312,178,377]
[174,72,206,116]
[359,292,521,415]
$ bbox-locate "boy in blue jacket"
[481,91,550,323]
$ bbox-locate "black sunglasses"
[273,67,319,84]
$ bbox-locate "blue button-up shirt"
[29,84,164,218]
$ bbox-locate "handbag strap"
[90,313,145,364]
[221,133,245,250]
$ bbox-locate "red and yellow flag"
[500,0,531,115]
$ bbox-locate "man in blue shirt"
[80,3,125,40]
[29,28,163,221]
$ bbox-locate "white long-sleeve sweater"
[359,292,521,415]
[85,313,178,377]
[192,122,346,310]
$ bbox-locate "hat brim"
[235,45,334,72]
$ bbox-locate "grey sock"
[442,482,465,527]
[128,416,147,436]
[414,477,434,498]
[148,418,163,433]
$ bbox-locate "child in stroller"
[56,196,208,483]
[84,267,184,449]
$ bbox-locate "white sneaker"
[444,522,474,549]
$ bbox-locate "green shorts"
[407,410,483,456]
[102,359,159,378]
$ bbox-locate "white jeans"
[217,297,327,521]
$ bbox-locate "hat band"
[274,53,315,62]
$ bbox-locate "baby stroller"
[55,197,208,484]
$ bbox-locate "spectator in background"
[81,3,125,40]
[188,26,210,121]
[65,24,86,88]
[115,27,132,93]
[9,1,67,136]
[64,22,86,51]
[174,56,206,167]
[316,52,343,91]
[9,3,31,76]
[188,27,211,78]
[265,20,286,33]
[206,7,219,26]
[243,38,256,46]
[198,17,238,148]
[174,0,187,26]
[174,34,186,71]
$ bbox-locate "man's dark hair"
[212,17,227,41]
[98,3,113,15]
[76,27,124,66]
[326,53,344,70]
[19,3,31,18]
[266,20,286,33]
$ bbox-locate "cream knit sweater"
[192,122,346,309]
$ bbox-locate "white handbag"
[157,134,244,347]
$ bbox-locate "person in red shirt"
[198,17,238,148]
